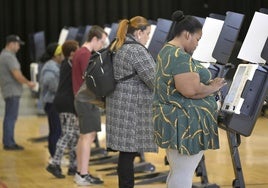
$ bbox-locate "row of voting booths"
[28,8,268,188]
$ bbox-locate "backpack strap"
[113,40,147,82]
[123,40,148,51]
[116,72,137,82]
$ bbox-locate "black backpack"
[84,40,142,97]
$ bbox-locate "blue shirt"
[40,59,60,104]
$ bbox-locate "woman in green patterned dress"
[153,10,226,188]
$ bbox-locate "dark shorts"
[74,99,101,134]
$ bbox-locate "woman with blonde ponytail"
[106,16,157,188]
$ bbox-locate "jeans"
[2,96,20,146]
[44,102,62,157]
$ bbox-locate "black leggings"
[117,151,139,188]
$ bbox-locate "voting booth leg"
[227,131,245,188]
[92,152,155,176]
[91,134,108,157]
[135,171,168,185]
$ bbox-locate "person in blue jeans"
[39,43,63,158]
[0,35,35,150]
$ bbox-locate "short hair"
[62,40,79,58]
[39,42,59,63]
[87,25,106,42]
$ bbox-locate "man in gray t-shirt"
[0,35,35,150]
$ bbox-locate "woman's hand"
[209,77,227,91]
[174,72,227,99]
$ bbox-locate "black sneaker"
[46,164,65,179]
[4,144,24,151]
[75,174,104,186]
[67,167,77,176]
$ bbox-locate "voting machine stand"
[218,8,268,186]
[193,11,245,188]
[218,62,268,188]
[91,151,156,176]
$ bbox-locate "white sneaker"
[73,173,81,183]
[75,174,104,186]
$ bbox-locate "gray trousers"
[166,149,204,188]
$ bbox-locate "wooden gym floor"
[0,89,267,188]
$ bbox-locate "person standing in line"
[46,40,80,178]
[72,25,106,186]
[0,35,35,150]
[39,43,63,159]
[105,16,157,188]
[153,10,226,188]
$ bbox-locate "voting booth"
[147,18,173,60]
[220,11,268,136]
[58,27,69,45]
[80,25,92,45]
[108,23,118,42]
[28,31,46,62]
[194,11,268,188]
[28,31,46,96]
[192,11,246,188]
[216,11,268,188]
[65,26,79,41]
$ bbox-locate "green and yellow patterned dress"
[153,43,220,155]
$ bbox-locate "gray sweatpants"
[166,149,204,188]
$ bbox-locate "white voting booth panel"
[192,17,224,79]
[192,17,224,63]
[238,12,268,64]
[145,24,156,49]
[104,27,111,36]
[104,26,111,48]
[30,63,40,92]
[58,27,69,45]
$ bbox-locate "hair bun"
[171,10,185,22]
